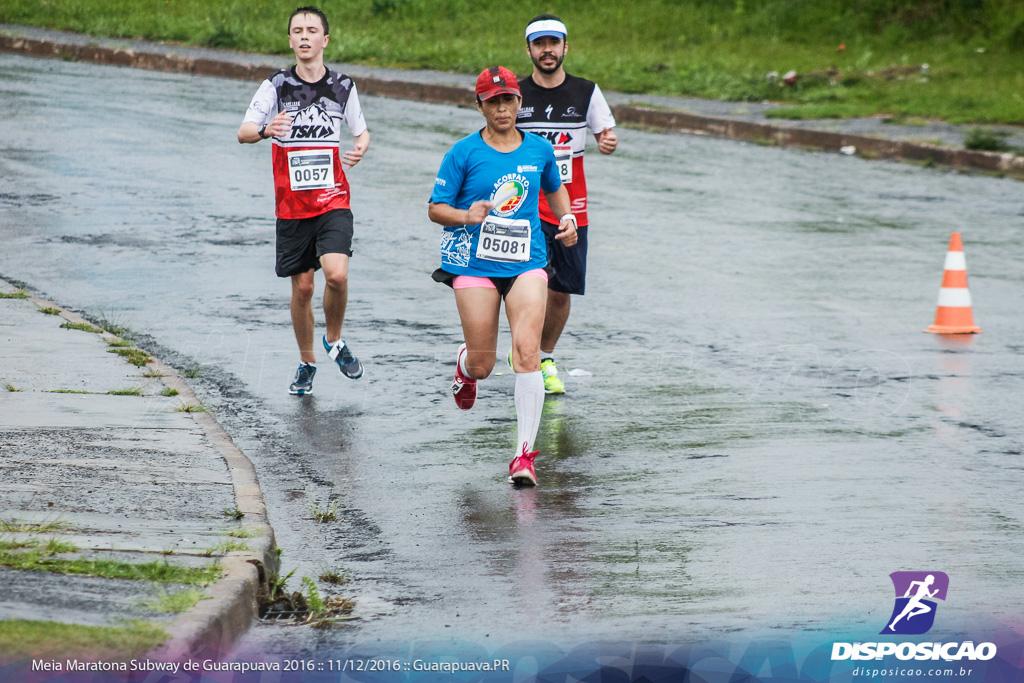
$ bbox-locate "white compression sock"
[514,371,544,455]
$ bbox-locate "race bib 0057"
[287,149,335,191]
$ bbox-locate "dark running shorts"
[431,268,550,299]
[275,208,354,278]
[543,220,588,295]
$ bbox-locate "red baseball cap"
[475,66,520,101]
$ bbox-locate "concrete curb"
[4,280,278,660]
[2,31,1022,177]
[145,356,279,661]
[611,106,1024,175]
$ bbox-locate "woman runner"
[427,66,577,486]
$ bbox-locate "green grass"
[1,0,1022,124]
[964,127,1018,152]
[106,339,133,348]
[108,386,143,396]
[225,528,259,538]
[37,306,61,315]
[268,567,297,597]
[0,289,29,299]
[0,619,169,660]
[0,538,75,553]
[93,310,130,338]
[160,387,179,397]
[200,539,249,556]
[4,383,20,392]
[108,348,152,366]
[222,508,245,520]
[175,402,206,413]
[49,388,95,394]
[60,321,101,333]
[318,568,348,585]
[145,587,209,613]
[0,546,222,584]
[0,518,69,534]
[301,575,324,614]
[308,498,340,523]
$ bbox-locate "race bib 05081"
[476,215,532,263]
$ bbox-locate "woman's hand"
[465,200,495,225]
[428,200,494,227]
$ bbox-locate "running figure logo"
[881,571,949,635]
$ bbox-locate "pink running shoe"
[451,343,477,410]
[508,444,538,486]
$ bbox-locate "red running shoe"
[508,444,538,486]
[451,343,477,410]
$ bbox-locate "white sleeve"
[586,83,616,135]
[242,80,278,125]
[344,83,368,137]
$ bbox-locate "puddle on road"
[3,52,1023,653]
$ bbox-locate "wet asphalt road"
[2,53,1023,654]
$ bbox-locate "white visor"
[525,19,567,41]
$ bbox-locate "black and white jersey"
[243,66,366,219]
[517,73,615,226]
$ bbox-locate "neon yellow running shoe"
[540,358,565,394]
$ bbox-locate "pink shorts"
[452,268,549,290]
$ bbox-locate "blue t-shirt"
[429,129,561,277]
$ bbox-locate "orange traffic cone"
[926,232,981,334]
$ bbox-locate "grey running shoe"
[289,363,316,395]
[323,335,363,379]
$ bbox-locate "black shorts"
[543,220,588,295]
[431,268,520,299]
[275,208,354,278]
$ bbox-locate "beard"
[532,51,565,75]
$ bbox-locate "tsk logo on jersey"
[882,571,949,635]
[490,174,529,218]
[288,103,336,140]
[535,131,572,146]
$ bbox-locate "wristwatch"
[258,124,268,139]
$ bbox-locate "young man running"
[516,14,617,394]
[238,5,370,395]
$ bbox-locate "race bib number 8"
[554,144,573,183]
[476,216,532,263]
[288,149,335,191]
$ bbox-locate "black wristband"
[258,124,268,139]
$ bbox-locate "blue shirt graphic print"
[429,129,561,277]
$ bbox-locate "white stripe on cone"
[943,252,967,271]
[937,288,973,308]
